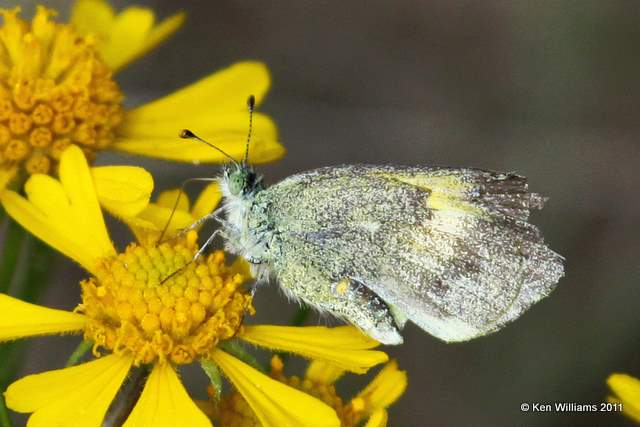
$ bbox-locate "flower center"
[0,7,123,181]
[78,235,253,365]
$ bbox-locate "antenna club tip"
[247,95,255,110]
[179,129,195,139]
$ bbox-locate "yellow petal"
[125,62,272,120]
[1,146,115,274]
[116,110,283,164]
[131,11,186,69]
[126,203,194,238]
[123,363,211,427]
[211,349,340,427]
[0,294,86,341]
[101,6,154,70]
[354,360,407,413]
[191,182,222,221]
[608,373,640,421]
[57,146,115,260]
[156,188,190,212]
[70,0,115,42]
[608,373,640,403]
[113,131,284,164]
[115,61,282,164]
[120,110,275,141]
[365,409,388,427]
[91,166,153,218]
[239,325,388,374]
[1,188,96,272]
[5,354,132,427]
[305,360,345,385]
[99,6,185,73]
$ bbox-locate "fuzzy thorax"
[219,166,272,280]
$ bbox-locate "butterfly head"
[223,163,263,197]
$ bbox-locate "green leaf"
[219,340,265,372]
[200,359,223,402]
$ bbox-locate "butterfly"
[174,96,564,345]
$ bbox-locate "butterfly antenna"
[157,177,218,244]
[158,188,184,245]
[243,95,255,165]
[179,129,239,166]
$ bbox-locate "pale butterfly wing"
[254,165,564,344]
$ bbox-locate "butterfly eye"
[228,173,245,195]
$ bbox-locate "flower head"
[0,0,283,195]
[0,146,387,427]
[607,373,640,423]
[215,356,407,427]
[81,241,253,366]
[0,6,124,180]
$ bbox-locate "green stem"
[219,340,265,372]
[0,393,12,427]
[65,340,93,368]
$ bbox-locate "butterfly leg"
[176,207,226,237]
[194,229,222,261]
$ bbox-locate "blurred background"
[3,0,640,425]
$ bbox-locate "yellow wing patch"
[335,279,349,296]
[380,173,482,215]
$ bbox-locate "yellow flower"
[0,1,283,193]
[0,146,387,427]
[607,373,640,422]
[214,356,407,427]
